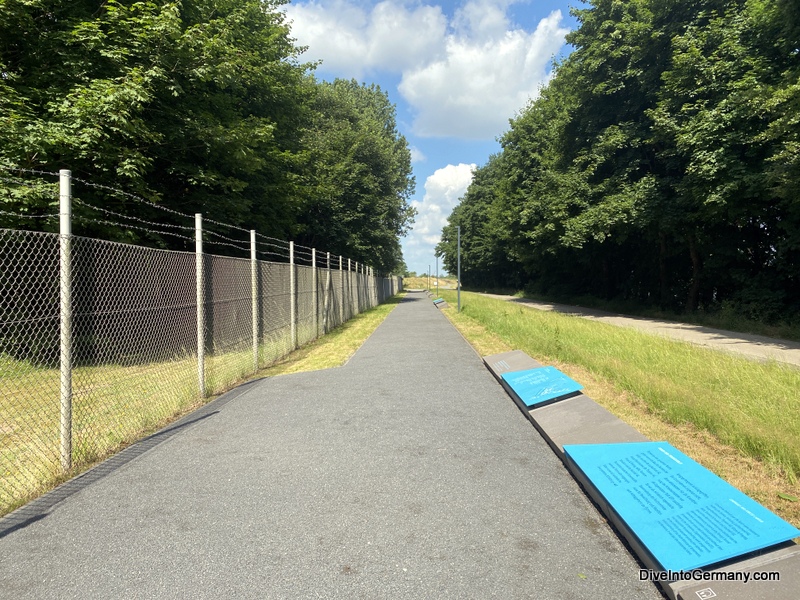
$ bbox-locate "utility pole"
[435,254,439,297]
[457,226,461,312]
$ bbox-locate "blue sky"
[283,0,580,275]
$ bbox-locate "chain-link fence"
[0,169,402,515]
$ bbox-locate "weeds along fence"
[0,168,402,515]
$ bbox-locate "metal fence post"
[347,259,352,318]
[436,254,439,298]
[290,241,296,349]
[196,214,205,397]
[251,230,258,372]
[339,256,344,325]
[322,251,331,333]
[59,169,72,472]
[312,249,318,339]
[369,267,374,307]
[355,261,360,315]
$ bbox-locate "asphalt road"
[0,291,663,599]
[481,293,800,368]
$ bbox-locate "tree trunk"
[686,233,702,312]
[659,232,668,309]
[602,257,612,299]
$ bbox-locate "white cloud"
[402,163,475,270]
[286,0,569,140]
[409,146,426,163]
[399,8,569,138]
[453,0,513,40]
[286,0,568,139]
[285,0,447,78]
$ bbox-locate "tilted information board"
[564,442,800,572]
[501,366,583,408]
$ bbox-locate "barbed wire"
[255,232,290,247]
[70,174,195,223]
[203,215,252,236]
[72,215,196,244]
[73,198,194,232]
[0,210,57,220]
[0,174,58,190]
[0,166,60,178]
[204,228,249,246]
[1,167,379,271]
[204,238,250,254]
[257,249,289,261]
[256,239,289,253]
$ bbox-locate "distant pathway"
[0,290,662,599]
[481,293,800,367]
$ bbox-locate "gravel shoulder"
[481,293,800,367]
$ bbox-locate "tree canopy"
[0,0,414,274]
[439,0,800,321]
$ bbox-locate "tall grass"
[441,290,800,481]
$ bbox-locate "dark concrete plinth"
[483,350,542,380]
[671,546,800,600]
[529,394,648,455]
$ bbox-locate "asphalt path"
[481,293,800,367]
[0,291,663,599]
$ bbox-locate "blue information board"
[501,366,583,408]
[564,442,800,572]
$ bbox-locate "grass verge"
[0,294,403,517]
[249,293,404,378]
[438,289,800,527]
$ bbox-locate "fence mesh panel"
[259,261,292,365]
[1,182,401,515]
[70,237,199,467]
[205,255,253,394]
[296,265,316,347]
[328,269,343,331]
[0,230,61,509]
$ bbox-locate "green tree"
[0,0,311,242]
[1,1,414,273]
[440,0,800,320]
[298,79,415,274]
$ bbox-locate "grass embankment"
[0,294,403,516]
[437,289,800,527]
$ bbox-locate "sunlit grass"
[251,293,404,378]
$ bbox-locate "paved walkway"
[0,291,663,599]
[482,293,800,367]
